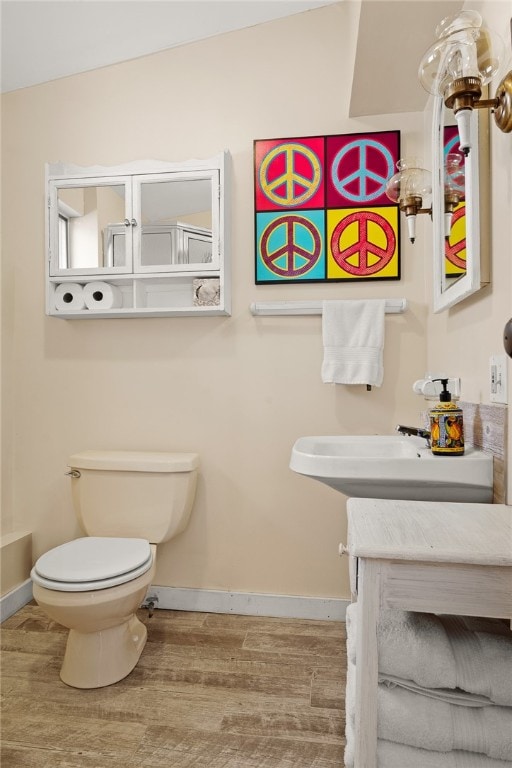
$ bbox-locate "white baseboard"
[0,579,33,623]
[0,580,348,623]
[145,586,348,621]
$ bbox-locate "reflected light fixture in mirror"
[385,156,464,244]
[418,10,512,154]
[443,152,465,237]
[385,159,432,243]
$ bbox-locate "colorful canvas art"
[444,124,466,278]
[254,131,400,284]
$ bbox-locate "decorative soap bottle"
[429,378,464,455]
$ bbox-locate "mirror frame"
[431,95,490,312]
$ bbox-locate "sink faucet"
[395,424,431,448]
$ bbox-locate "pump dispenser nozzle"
[432,378,452,402]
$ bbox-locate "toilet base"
[60,613,147,688]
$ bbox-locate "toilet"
[31,450,199,689]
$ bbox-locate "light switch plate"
[490,354,508,404]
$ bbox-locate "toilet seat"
[31,537,153,592]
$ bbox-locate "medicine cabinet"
[46,152,230,318]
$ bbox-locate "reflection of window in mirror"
[58,214,69,269]
[102,224,127,269]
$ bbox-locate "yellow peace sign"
[259,143,322,207]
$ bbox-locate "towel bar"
[250,298,407,316]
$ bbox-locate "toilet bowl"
[32,542,156,688]
[31,450,198,689]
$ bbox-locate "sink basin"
[290,435,493,502]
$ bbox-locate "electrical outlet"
[490,354,508,404]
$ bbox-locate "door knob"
[504,318,512,358]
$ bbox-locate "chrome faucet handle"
[395,424,431,447]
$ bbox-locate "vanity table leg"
[353,558,380,768]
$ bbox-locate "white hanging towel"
[321,299,385,386]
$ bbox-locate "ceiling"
[1,0,463,115]
[0,0,337,93]
[350,0,463,116]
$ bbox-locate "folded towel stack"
[345,604,512,768]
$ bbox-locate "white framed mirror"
[48,167,218,277]
[431,95,490,312]
[50,178,132,275]
[133,174,217,273]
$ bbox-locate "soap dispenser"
[429,378,464,455]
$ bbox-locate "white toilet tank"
[68,451,199,543]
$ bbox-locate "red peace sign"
[260,215,322,277]
[445,206,466,270]
[331,211,395,276]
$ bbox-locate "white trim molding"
[144,586,348,621]
[0,579,33,623]
[0,580,349,623]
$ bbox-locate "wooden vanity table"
[346,498,512,768]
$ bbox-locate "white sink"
[290,435,493,502]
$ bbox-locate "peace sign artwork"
[254,131,401,284]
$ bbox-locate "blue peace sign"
[444,134,461,159]
[331,139,395,203]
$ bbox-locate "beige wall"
[1,1,508,601]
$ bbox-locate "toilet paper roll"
[54,283,86,311]
[83,282,123,310]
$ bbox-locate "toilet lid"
[31,537,153,592]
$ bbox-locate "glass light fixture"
[385,159,432,243]
[419,10,511,154]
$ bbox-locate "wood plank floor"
[1,603,346,767]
